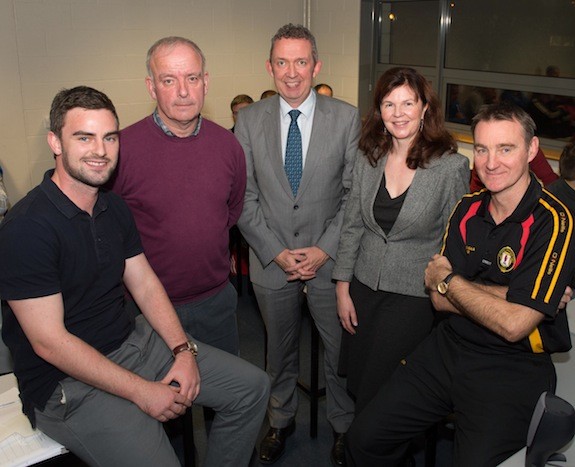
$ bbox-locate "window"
[446,0,575,78]
[446,84,574,141]
[361,0,575,153]
[379,1,439,67]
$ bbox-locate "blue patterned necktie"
[285,109,302,196]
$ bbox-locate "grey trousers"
[254,281,354,434]
[174,281,240,355]
[35,316,270,467]
[124,281,240,356]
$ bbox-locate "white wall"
[310,0,360,104]
[0,0,360,204]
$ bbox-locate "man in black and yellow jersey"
[346,102,575,467]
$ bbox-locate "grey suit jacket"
[332,151,470,297]
[235,94,360,290]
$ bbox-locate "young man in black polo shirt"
[0,86,269,467]
[346,102,575,467]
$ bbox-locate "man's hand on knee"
[134,380,191,422]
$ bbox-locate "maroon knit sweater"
[110,116,246,304]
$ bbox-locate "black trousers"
[346,322,556,467]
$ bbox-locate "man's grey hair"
[270,24,319,64]
[146,36,206,76]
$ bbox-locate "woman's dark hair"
[359,67,457,168]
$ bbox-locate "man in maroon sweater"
[110,37,246,355]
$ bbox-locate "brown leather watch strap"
[172,341,198,358]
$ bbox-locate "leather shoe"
[259,422,295,464]
[331,431,346,466]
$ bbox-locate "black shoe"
[331,432,346,466]
[259,422,296,464]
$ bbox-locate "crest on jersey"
[498,246,516,273]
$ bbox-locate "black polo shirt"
[442,175,575,354]
[0,170,142,421]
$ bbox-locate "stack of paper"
[0,377,67,467]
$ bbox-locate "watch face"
[437,281,448,295]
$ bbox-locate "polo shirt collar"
[40,169,108,219]
[477,173,542,223]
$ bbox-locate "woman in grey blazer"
[332,67,469,413]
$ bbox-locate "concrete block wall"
[0,0,360,204]
[310,0,360,105]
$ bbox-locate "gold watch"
[437,273,457,296]
[172,340,198,358]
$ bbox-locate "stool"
[424,424,438,467]
[182,409,196,467]
[229,226,244,296]
[165,410,195,467]
[296,300,326,438]
[229,226,252,297]
[424,413,456,467]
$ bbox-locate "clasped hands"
[275,246,329,281]
[137,351,200,423]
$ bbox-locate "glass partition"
[446,83,575,141]
[366,0,575,150]
[445,0,575,78]
[378,1,439,67]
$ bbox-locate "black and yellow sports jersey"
[441,175,575,354]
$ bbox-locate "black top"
[373,173,408,235]
[0,171,143,423]
[548,179,575,218]
[547,179,575,288]
[442,175,575,354]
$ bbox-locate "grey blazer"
[236,94,360,289]
[332,151,470,297]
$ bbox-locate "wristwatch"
[172,340,198,358]
[437,273,457,296]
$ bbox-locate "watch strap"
[443,272,457,285]
[172,341,198,358]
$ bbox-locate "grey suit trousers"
[254,280,354,433]
[35,316,269,467]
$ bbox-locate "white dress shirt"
[279,90,317,167]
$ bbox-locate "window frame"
[363,0,575,159]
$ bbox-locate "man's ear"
[528,136,539,163]
[265,60,274,78]
[312,60,322,79]
[47,131,62,156]
[202,71,210,96]
[145,76,157,101]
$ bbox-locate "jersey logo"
[498,246,516,273]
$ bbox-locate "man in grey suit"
[235,24,358,466]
